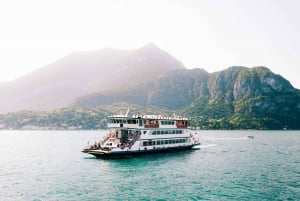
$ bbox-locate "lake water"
[0,130,299,201]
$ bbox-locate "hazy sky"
[1,0,300,88]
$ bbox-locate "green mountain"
[73,66,300,129]
[186,67,300,129]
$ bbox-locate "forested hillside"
[73,66,300,129]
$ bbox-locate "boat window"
[142,140,159,146]
[127,119,137,124]
[138,119,143,126]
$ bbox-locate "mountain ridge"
[0,44,299,129]
[0,43,184,113]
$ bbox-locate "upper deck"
[107,114,191,129]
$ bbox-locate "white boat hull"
[82,143,200,159]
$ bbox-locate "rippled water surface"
[0,130,299,200]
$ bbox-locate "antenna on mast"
[125,108,130,117]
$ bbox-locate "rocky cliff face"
[196,66,300,129]
[206,66,295,101]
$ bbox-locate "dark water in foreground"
[0,130,299,201]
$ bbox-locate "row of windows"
[108,119,138,124]
[161,121,175,125]
[142,138,187,146]
[108,119,190,126]
[152,130,183,135]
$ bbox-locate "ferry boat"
[82,112,200,158]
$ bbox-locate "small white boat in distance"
[82,112,200,158]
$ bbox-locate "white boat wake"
[192,144,217,149]
[203,137,249,140]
